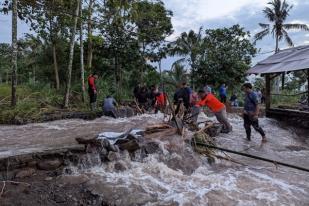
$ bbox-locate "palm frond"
[259,23,270,29]
[171,58,186,69]
[282,29,294,47]
[254,28,270,43]
[263,7,275,21]
[283,23,309,31]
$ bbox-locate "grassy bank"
[0,84,96,124]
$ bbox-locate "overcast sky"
[161,0,309,69]
[1,0,309,70]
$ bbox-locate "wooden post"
[265,74,271,111]
[281,72,285,90]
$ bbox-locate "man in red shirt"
[195,89,232,133]
[88,72,98,111]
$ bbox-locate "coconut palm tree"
[254,0,309,53]
[162,59,188,88]
[169,28,204,89]
[254,0,309,91]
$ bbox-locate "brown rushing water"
[0,113,309,205]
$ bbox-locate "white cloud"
[164,0,268,21]
[163,0,304,40]
[163,0,271,40]
[289,20,309,24]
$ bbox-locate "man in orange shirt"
[195,89,232,133]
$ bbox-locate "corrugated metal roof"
[247,45,309,74]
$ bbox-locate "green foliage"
[197,25,257,89]
[0,43,11,83]
[271,91,301,107]
[285,70,308,91]
[254,77,265,90]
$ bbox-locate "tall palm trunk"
[87,0,94,70]
[274,34,280,93]
[80,0,86,102]
[275,33,285,90]
[275,34,279,53]
[11,0,17,107]
[64,0,80,108]
[52,43,60,90]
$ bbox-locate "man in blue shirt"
[103,95,118,118]
[219,83,227,103]
[242,83,266,143]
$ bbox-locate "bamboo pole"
[195,142,309,173]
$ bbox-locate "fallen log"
[144,124,173,134]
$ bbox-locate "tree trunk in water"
[80,0,86,102]
[63,0,80,108]
[11,0,17,107]
[52,43,60,90]
[87,0,94,70]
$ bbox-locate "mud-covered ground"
[0,169,107,206]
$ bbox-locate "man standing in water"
[242,83,267,143]
[88,72,98,111]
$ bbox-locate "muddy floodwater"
[0,113,309,205]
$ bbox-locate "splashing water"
[0,113,309,205]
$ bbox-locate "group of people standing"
[87,72,266,143]
[133,84,167,113]
[172,82,232,134]
[172,82,266,142]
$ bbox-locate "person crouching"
[103,95,118,118]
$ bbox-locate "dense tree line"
[3,0,306,109]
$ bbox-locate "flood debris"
[74,112,223,169]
